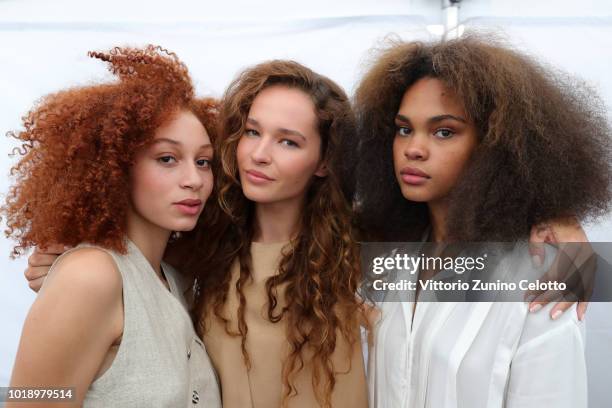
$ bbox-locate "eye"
[245,128,259,137]
[395,126,412,137]
[433,128,455,139]
[158,155,177,164]
[196,158,211,169]
[280,139,299,148]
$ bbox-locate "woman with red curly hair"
[3,46,222,407]
[169,60,369,408]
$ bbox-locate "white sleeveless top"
[46,240,222,408]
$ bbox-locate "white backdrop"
[1,0,611,405]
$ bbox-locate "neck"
[428,199,450,243]
[126,208,171,276]
[253,196,303,244]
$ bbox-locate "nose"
[403,133,429,161]
[250,136,272,165]
[180,162,204,191]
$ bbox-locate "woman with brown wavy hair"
[3,46,221,407]
[352,35,611,407]
[171,60,368,408]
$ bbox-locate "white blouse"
[366,244,587,408]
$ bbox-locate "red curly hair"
[2,45,217,257]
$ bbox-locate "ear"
[314,161,328,178]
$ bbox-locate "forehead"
[153,110,210,145]
[249,85,317,131]
[398,77,466,117]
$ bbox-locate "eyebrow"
[395,114,467,125]
[247,118,307,142]
[153,138,212,150]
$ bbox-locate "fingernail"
[551,310,562,320]
[529,304,542,313]
[532,255,543,268]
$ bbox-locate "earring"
[170,231,182,242]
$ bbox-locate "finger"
[523,256,571,302]
[528,242,545,268]
[528,299,546,313]
[549,301,576,320]
[524,284,546,303]
[24,265,51,281]
[528,226,548,267]
[28,251,60,268]
[577,301,589,321]
[524,266,559,301]
[27,276,45,293]
[529,289,566,313]
[37,243,69,255]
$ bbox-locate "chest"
[371,302,526,407]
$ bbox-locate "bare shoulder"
[31,246,124,340]
[11,248,125,397]
[42,247,122,304]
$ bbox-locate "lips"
[245,169,274,184]
[173,199,202,216]
[400,166,430,186]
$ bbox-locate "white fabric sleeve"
[505,303,587,408]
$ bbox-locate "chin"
[168,219,200,232]
[242,188,275,203]
[400,189,432,203]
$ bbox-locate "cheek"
[451,143,476,172]
[278,150,320,184]
[392,137,404,171]
[437,146,475,187]
[201,171,214,199]
[236,137,250,168]
[130,162,170,203]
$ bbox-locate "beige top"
[46,240,222,408]
[202,241,367,408]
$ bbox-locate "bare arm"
[7,248,123,408]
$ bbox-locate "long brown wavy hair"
[350,35,612,241]
[173,60,365,407]
[2,45,217,257]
